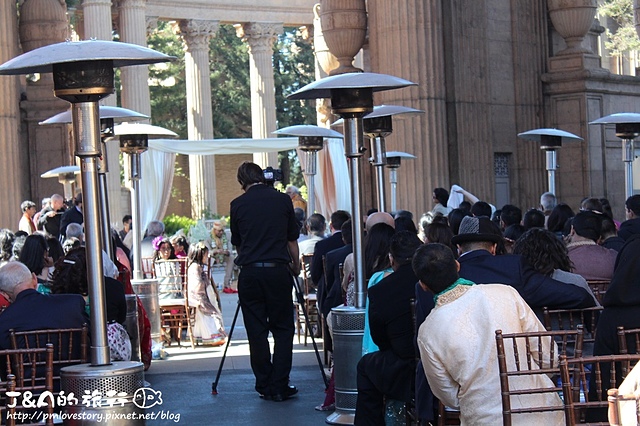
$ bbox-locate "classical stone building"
[1,0,639,230]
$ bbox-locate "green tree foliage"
[274,27,316,187]
[211,25,252,138]
[598,0,640,56]
[147,21,188,138]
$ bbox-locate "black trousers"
[355,351,414,426]
[238,265,294,395]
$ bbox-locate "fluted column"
[368,0,450,216]
[236,22,283,168]
[117,0,151,117]
[0,1,26,229]
[83,0,124,228]
[178,19,219,218]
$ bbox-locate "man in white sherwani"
[414,243,565,425]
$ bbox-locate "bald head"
[365,212,395,232]
[51,194,64,211]
[0,261,36,301]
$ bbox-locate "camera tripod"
[211,273,329,394]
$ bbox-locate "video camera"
[263,166,283,187]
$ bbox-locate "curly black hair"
[512,228,573,276]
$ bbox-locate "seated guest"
[50,248,130,361]
[311,210,350,295]
[547,203,575,237]
[65,222,84,243]
[141,220,164,259]
[513,228,599,306]
[499,204,522,231]
[619,195,640,241]
[589,234,640,421]
[443,216,595,312]
[600,216,625,252]
[18,234,54,294]
[170,234,189,259]
[0,229,15,268]
[414,243,564,425]
[355,232,423,425]
[566,211,617,281]
[298,213,326,255]
[522,208,545,230]
[152,236,183,301]
[0,261,88,349]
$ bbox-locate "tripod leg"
[211,300,241,395]
[292,274,329,388]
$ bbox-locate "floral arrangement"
[152,235,165,252]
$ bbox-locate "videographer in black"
[230,161,301,402]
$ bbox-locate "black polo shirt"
[230,184,299,266]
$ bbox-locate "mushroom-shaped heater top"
[385,151,417,168]
[517,128,583,150]
[40,106,148,125]
[0,39,174,74]
[0,40,175,103]
[112,123,178,154]
[590,112,640,139]
[288,72,416,115]
[40,165,80,179]
[274,125,343,152]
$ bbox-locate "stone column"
[83,0,124,227]
[118,0,151,117]
[178,19,219,218]
[368,0,450,217]
[236,22,283,168]
[0,1,26,229]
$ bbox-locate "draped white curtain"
[138,149,176,234]
[139,136,350,229]
[301,137,350,220]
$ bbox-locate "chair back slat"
[617,327,640,355]
[586,280,610,305]
[542,306,603,349]
[495,326,584,424]
[9,325,88,392]
[560,353,640,425]
[0,344,55,426]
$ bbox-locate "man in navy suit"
[320,221,352,320]
[310,210,351,289]
[452,216,595,310]
[0,261,89,349]
[355,231,423,425]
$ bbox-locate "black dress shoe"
[262,385,298,402]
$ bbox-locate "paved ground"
[143,288,333,425]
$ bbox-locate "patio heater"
[273,125,344,215]
[363,105,423,212]
[0,39,174,424]
[40,165,80,201]
[289,72,416,425]
[112,122,178,349]
[41,106,148,260]
[517,128,582,195]
[590,113,640,198]
[385,151,417,212]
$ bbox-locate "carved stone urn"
[319,0,367,75]
[547,0,597,55]
[313,3,339,75]
[19,0,69,53]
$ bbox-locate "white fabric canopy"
[148,137,298,155]
[137,136,350,233]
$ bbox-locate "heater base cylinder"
[130,279,161,346]
[60,361,145,425]
[326,306,365,425]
